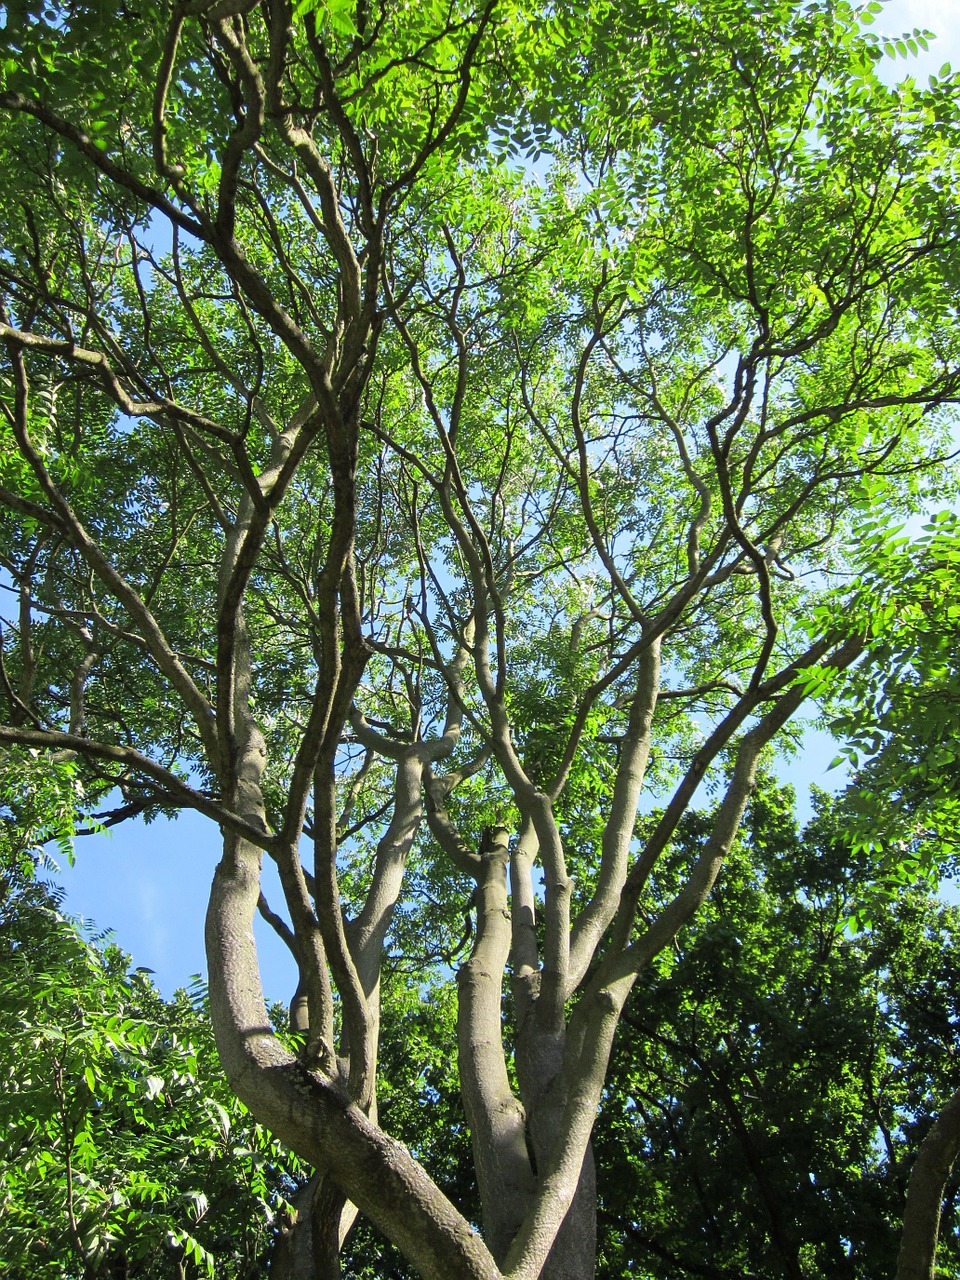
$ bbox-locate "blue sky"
[51,0,960,1002]
[57,806,295,1004]
[883,0,960,67]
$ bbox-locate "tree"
[0,1,959,1276]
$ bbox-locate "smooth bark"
[896,1086,960,1280]
[206,828,503,1280]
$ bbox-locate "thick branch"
[568,637,661,991]
[0,723,266,846]
[205,829,503,1280]
[503,636,863,1280]
[458,825,536,1264]
[896,1087,960,1280]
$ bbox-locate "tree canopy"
[1,1,959,1277]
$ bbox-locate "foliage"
[0,804,304,1279]
[811,511,960,922]
[595,780,960,1279]
[0,745,89,868]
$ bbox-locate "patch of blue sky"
[54,798,298,1001]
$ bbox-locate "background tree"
[593,779,960,1280]
[1,2,959,1278]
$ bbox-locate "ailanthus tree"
[1,1,959,1276]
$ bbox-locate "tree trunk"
[206,830,503,1280]
[896,1086,960,1280]
[513,1018,599,1280]
[540,1144,596,1280]
[271,1177,318,1280]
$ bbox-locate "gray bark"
[896,1086,960,1280]
[457,825,536,1264]
[541,1146,596,1280]
[206,827,503,1280]
[270,1177,317,1280]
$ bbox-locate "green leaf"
[144,1075,164,1100]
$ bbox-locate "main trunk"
[538,1147,597,1280]
[206,826,502,1280]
